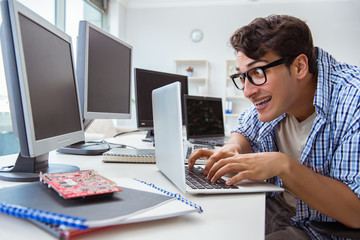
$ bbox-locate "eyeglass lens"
[235,68,266,90]
[231,58,287,90]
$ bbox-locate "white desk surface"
[0,132,265,240]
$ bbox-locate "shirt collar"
[313,47,335,119]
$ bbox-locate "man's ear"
[292,54,309,79]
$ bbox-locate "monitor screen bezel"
[77,20,132,120]
[134,68,188,130]
[5,0,84,157]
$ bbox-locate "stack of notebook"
[0,177,202,239]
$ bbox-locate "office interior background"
[0,0,359,156]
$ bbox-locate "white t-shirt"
[275,112,317,208]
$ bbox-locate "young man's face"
[236,51,299,122]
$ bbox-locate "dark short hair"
[230,15,317,75]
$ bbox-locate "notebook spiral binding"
[133,178,203,213]
[0,202,88,230]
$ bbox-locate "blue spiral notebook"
[0,178,202,239]
[0,178,202,235]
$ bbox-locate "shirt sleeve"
[332,125,360,199]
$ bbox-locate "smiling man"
[188,15,360,239]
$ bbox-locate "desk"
[0,132,265,240]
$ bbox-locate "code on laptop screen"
[186,97,224,138]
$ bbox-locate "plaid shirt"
[233,48,360,240]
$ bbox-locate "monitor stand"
[0,153,79,182]
[56,119,125,155]
[56,141,114,155]
[142,130,154,143]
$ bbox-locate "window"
[0,0,55,131]
[0,0,106,156]
[66,0,105,54]
[0,0,56,155]
[18,0,55,24]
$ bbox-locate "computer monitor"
[57,21,132,155]
[0,0,84,182]
[134,68,188,142]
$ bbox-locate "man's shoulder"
[316,49,360,111]
[317,48,360,90]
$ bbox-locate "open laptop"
[152,82,283,194]
[184,95,228,146]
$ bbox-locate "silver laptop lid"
[152,82,186,192]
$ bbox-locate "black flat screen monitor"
[57,20,132,155]
[134,68,188,142]
[0,0,84,182]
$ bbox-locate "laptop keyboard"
[185,144,214,159]
[185,166,237,189]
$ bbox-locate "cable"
[113,129,144,138]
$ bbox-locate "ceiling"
[118,0,349,8]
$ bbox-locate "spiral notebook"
[0,178,202,238]
[102,148,156,163]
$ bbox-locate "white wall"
[125,1,360,94]
[108,0,127,39]
[114,0,360,128]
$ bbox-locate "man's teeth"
[255,97,271,106]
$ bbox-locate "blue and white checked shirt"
[233,48,360,240]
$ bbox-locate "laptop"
[152,82,283,194]
[184,95,228,146]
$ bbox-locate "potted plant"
[186,67,194,77]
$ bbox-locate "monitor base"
[0,153,80,182]
[57,141,125,155]
[142,130,154,143]
[0,164,79,182]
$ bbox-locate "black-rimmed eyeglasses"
[229,58,286,90]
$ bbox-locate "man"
[188,15,360,239]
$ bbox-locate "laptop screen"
[185,95,225,139]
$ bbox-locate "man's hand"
[187,143,240,171]
[206,152,288,185]
[188,132,253,173]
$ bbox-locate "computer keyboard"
[185,166,237,189]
